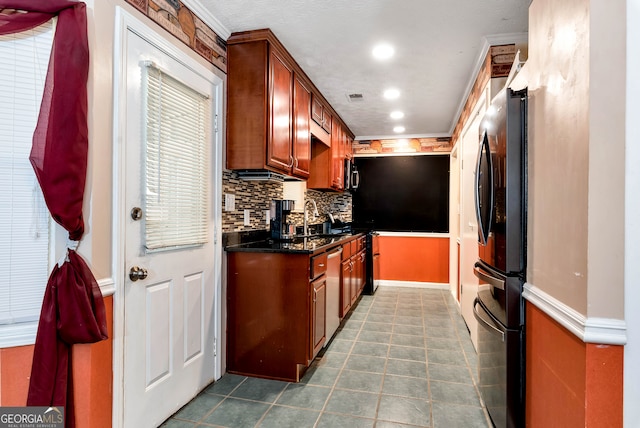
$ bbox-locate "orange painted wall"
[379,235,449,283]
[585,342,623,427]
[73,296,114,428]
[525,302,623,428]
[0,345,34,405]
[0,295,113,428]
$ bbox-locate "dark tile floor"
[161,287,491,428]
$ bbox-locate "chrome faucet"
[303,199,319,236]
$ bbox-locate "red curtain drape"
[0,2,107,427]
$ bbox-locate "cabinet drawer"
[342,241,352,260]
[310,253,328,279]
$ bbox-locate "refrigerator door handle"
[475,131,494,246]
[473,262,505,290]
[473,298,505,342]
[352,169,360,190]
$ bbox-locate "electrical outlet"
[243,209,251,226]
[224,194,236,212]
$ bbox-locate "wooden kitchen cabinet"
[267,49,294,172]
[293,76,312,178]
[341,257,352,317]
[309,118,353,191]
[345,133,353,159]
[355,249,367,296]
[331,123,345,190]
[228,29,354,184]
[227,251,323,381]
[311,95,332,134]
[226,30,311,178]
[340,238,367,316]
[310,275,327,357]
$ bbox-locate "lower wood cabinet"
[341,258,353,317]
[226,234,366,382]
[340,239,367,317]
[355,249,366,295]
[310,275,326,358]
[227,252,318,382]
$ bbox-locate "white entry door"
[121,27,220,428]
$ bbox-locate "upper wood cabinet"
[266,49,294,172]
[292,76,311,178]
[331,121,344,190]
[226,30,310,178]
[227,29,352,183]
[311,95,331,134]
[308,117,354,191]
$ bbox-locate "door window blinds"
[143,64,210,251]
[0,21,53,328]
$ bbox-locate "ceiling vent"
[236,170,286,182]
[346,93,364,102]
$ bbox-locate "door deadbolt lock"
[130,207,143,221]
[129,266,148,281]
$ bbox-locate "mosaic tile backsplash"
[287,189,352,228]
[222,171,352,233]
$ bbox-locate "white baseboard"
[523,282,627,345]
[378,280,449,290]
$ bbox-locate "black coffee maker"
[270,199,295,240]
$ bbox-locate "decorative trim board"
[98,277,116,297]
[379,280,449,290]
[523,283,627,345]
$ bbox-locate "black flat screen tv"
[352,154,450,232]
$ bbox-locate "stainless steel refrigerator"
[473,87,527,428]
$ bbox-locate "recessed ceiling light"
[383,88,400,100]
[393,126,405,133]
[390,111,404,119]
[372,43,394,60]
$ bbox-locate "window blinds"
[0,22,53,326]
[143,64,210,251]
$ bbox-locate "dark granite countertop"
[224,232,361,254]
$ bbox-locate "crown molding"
[179,0,231,40]
[448,32,529,136]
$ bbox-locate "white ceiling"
[193,0,529,140]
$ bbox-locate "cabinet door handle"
[294,157,299,168]
[289,155,294,168]
[313,288,317,302]
[318,263,325,267]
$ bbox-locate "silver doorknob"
[129,266,148,281]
